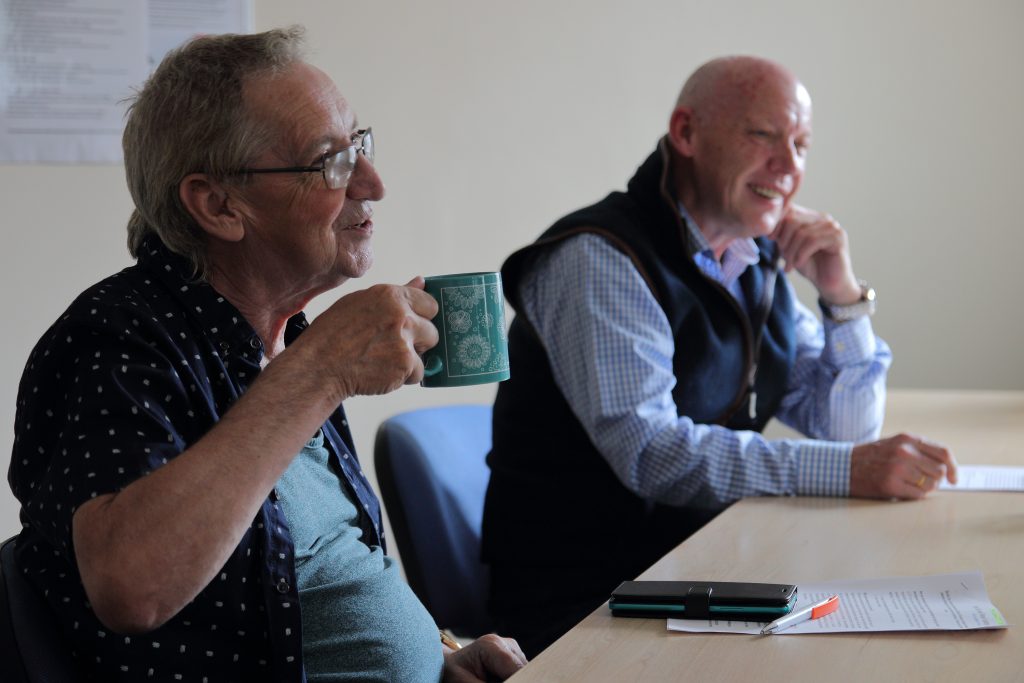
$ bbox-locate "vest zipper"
[657,147,776,426]
[712,265,778,426]
[709,279,757,425]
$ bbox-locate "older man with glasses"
[8,27,524,682]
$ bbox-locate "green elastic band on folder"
[610,602,792,615]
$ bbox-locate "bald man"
[481,56,957,656]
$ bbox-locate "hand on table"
[443,633,528,682]
[850,433,958,499]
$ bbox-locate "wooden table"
[509,390,1024,682]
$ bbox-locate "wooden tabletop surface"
[509,390,1024,682]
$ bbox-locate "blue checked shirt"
[517,228,891,508]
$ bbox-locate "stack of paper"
[939,465,1024,491]
[667,571,1008,635]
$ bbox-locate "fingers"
[770,204,815,255]
[405,283,439,320]
[907,443,946,481]
[402,316,437,386]
[400,283,439,377]
[304,282,440,397]
[497,635,528,668]
[773,206,843,271]
[911,435,958,484]
[888,435,942,499]
[772,205,859,301]
[443,634,527,683]
[790,230,843,273]
[770,205,804,269]
[477,634,528,679]
[850,433,956,500]
[902,434,957,494]
[401,286,439,361]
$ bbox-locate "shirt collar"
[676,200,760,268]
[726,236,761,268]
[136,236,309,361]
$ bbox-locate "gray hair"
[123,27,306,278]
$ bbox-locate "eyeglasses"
[238,127,374,190]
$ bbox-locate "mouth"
[749,184,785,201]
[344,215,374,233]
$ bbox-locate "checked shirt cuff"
[794,439,853,497]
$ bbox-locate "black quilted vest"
[483,139,796,585]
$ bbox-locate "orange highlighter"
[760,594,840,635]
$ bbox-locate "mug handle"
[423,355,443,377]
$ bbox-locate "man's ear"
[667,106,698,158]
[179,174,246,243]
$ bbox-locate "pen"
[440,630,463,650]
[760,594,839,635]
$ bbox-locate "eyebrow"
[300,122,360,159]
[301,136,338,158]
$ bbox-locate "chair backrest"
[0,536,81,682]
[374,404,493,637]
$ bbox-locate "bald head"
[667,55,814,247]
[675,56,811,125]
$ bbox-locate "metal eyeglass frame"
[238,127,373,189]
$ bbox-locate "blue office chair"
[374,404,494,637]
[0,535,81,682]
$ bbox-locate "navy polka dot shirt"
[9,237,385,682]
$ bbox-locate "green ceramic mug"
[421,272,511,388]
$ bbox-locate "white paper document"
[148,0,254,69]
[0,0,252,163]
[939,465,1024,491]
[0,0,147,163]
[667,571,1008,635]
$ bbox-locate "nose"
[346,154,385,201]
[768,138,803,176]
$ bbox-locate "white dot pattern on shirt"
[5,241,386,681]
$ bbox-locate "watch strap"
[820,280,876,322]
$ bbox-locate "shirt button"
[249,337,261,350]
[218,341,230,353]
[277,579,290,594]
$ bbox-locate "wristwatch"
[821,280,876,322]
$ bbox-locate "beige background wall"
[2,0,1022,542]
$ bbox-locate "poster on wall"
[0,0,252,164]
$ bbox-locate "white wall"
[2,0,1022,541]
